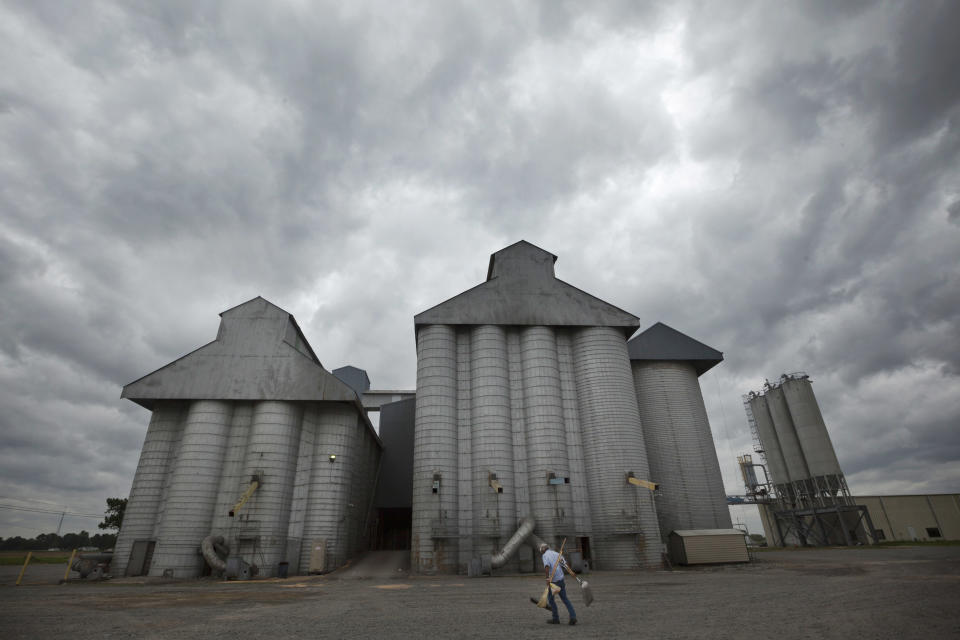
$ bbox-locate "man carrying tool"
[540,542,577,625]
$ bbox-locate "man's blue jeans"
[548,580,577,622]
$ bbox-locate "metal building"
[667,529,749,565]
[744,373,875,546]
[857,494,960,542]
[113,297,382,578]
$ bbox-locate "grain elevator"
[113,298,382,578]
[114,241,734,578]
[410,241,731,573]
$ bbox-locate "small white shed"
[668,529,750,565]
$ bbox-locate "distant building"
[857,494,960,542]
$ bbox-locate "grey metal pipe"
[490,517,535,569]
[201,535,229,572]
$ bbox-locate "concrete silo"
[627,323,733,539]
[114,297,382,578]
[744,373,876,546]
[411,241,662,573]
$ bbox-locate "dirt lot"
[2,546,958,639]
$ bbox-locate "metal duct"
[201,535,229,572]
[113,402,185,576]
[150,400,233,578]
[411,325,460,574]
[490,517,536,568]
[573,327,661,570]
[632,361,732,539]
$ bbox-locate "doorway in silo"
[372,507,411,550]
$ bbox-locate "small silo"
[744,373,872,547]
[115,297,382,578]
[411,241,662,573]
[627,323,733,539]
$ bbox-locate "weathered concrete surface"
[2,547,958,639]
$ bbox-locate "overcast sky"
[2,1,958,540]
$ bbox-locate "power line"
[0,504,102,519]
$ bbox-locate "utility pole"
[56,511,66,537]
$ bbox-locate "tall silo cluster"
[113,298,381,578]
[745,373,850,508]
[411,241,730,573]
[744,373,875,546]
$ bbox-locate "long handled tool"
[551,538,594,606]
[564,564,594,607]
[531,538,566,609]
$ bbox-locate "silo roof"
[627,322,723,376]
[122,296,361,409]
[414,240,640,334]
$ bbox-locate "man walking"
[540,542,577,625]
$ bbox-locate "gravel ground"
[2,546,958,639]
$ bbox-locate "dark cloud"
[948,200,960,224]
[1,0,958,538]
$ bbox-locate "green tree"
[98,497,127,532]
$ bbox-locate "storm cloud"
[1,0,958,538]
